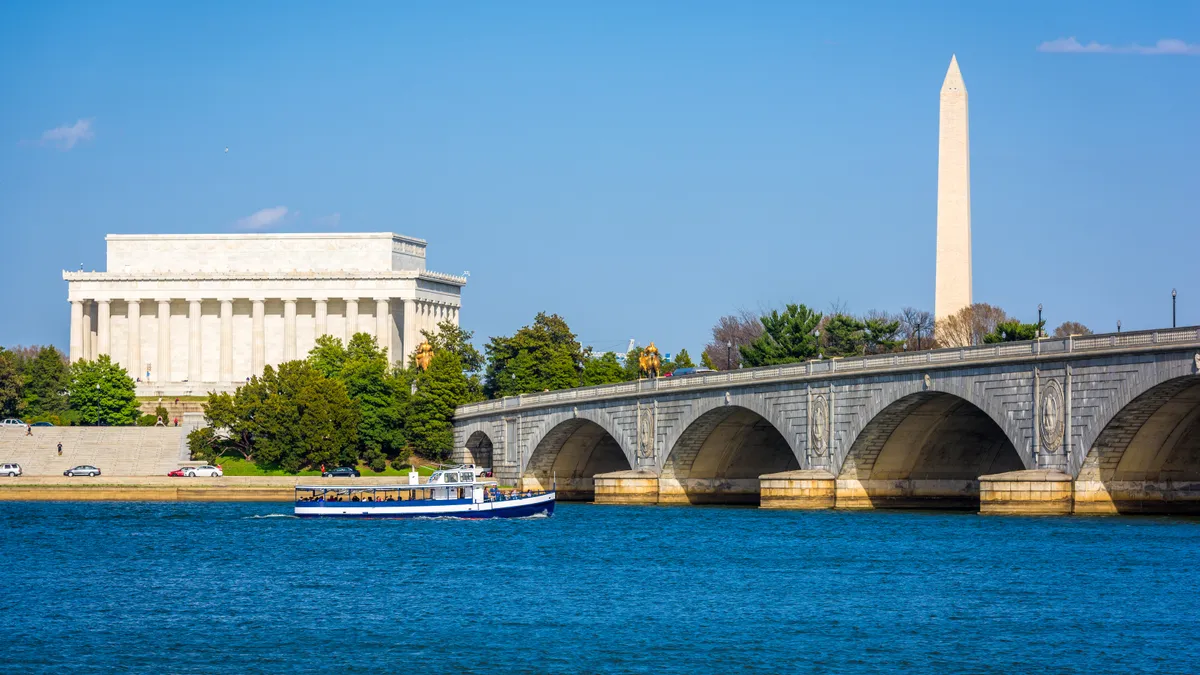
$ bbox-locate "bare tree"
[1053,321,1093,338]
[703,310,763,370]
[935,303,1009,347]
[897,307,935,350]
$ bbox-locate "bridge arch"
[1077,372,1200,512]
[838,389,1026,508]
[661,404,800,504]
[522,409,634,501]
[463,430,494,468]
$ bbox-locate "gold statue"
[639,342,661,378]
[415,340,435,371]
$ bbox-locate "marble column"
[403,298,417,364]
[96,300,111,357]
[188,300,202,382]
[86,302,96,360]
[69,300,84,363]
[220,299,233,382]
[375,298,390,355]
[283,299,297,361]
[157,300,171,382]
[314,298,328,339]
[252,299,265,375]
[345,298,359,342]
[127,300,141,378]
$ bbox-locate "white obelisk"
[935,54,972,321]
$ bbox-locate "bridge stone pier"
[453,327,1200,515]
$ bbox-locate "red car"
[167,468,187,477]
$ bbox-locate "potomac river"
[2,502,1198,674]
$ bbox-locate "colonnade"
[68,295,459,385]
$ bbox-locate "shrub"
[155,405,170,424]
[136,414,157,427]
[367,450,387,473]
[390,447,413,471]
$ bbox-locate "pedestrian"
[25,424,32,436]
[57,442,62,456]
[173,417,179,427]
[175,397,179,405]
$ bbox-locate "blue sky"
[2,1,1197,357]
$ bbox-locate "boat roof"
[295,480,497,490]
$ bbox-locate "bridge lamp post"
[1172,289,1177,328]
[726,341,732,371]
[1037,304,1043,337]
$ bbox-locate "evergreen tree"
[198,361,360,471]
[863,316,904,354]
[483,313,584,397]
[673,349,696,369]
[582,352,627,386]
[740,304,823,367]
[0,348,21,418]
[67,355,140,425]
[307,333,408,461]
[983,320,1045,343]
[700,351,717,370]
[408,351,470,460]
[23,345,69,415]
[822,314,867,358]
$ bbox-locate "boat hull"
[294,492,556,519]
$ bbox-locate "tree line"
[0,346,142,426]
[188,322,482,472]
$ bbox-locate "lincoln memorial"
[63,232,465,395]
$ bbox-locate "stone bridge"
[453,326,1200,514]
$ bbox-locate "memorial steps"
[0,427,187,476]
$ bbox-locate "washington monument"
[935,54,972,321]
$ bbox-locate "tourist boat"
[293,465,555,519]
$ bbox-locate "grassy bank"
[214,457,438,477]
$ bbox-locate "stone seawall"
[0,476,412,502]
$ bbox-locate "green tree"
[624,346,644,380]
[700,351,717,370]
[863,316,904,355]
[0,348,21,418]
[983,320,1045,343]
[67,355,140,425]
[308,334,347,379]
[22,345,69,416]
[307,333,409,461]
[408,351,469,460]
[419,320,485,401]
[740,304,824,367]
[484,312,584,397]
[673,349,696,369]
[202,361,360,472]
[821,314,868,358]
[582,351,627,386]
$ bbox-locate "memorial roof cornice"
[62,269,467,285]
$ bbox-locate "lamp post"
[726,341,732,371]
[1037,303,1043,337]
[1172,288,1177,328]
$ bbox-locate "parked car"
[0,418,25,428]
[31,421,54,427]
[322,467,361,478]
[167,468,187,477]
[185,465,223,477]
[1,463,21,477]
[64,465,101,477]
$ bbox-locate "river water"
[2,502,1198,674]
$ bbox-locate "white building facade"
[63,233,465,396]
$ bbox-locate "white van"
[1,463,21,477]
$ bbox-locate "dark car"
[64,465,101,477]
[31,421,54,427]
[322,467,360,478]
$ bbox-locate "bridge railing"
[456,325,1200,417]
